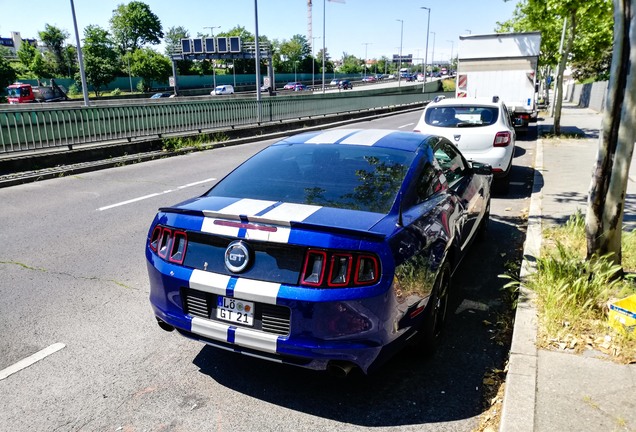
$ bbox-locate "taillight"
[301,250,327,286]
[150,226,162,252]
[494,131,511,147]
[150,226,188,264]
[301,250,379,288]
[169,231,188,264]
[355,255,379,284]
[157,228,172,259]
[328,254,353,287]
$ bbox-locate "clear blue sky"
[0,0,518,64]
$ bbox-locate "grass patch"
[161,132,229,152]
[523,212,636,362]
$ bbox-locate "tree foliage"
[38,24,70,77]
[0,54,17,90]
[110,1,163,53]
[82,25,120,97]
[17,43,38,70]
[129,47,171,91]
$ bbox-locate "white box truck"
[456,31,542,130]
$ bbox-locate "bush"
[441,78,455,92]
[67,83,80,97]
[111,88,121,96]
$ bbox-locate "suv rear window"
[425,106,499,128]
[207,144,415,214]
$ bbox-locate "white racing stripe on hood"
[340,129,395,146]
[304,129,357,144]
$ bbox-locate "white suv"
[414,96,516,191]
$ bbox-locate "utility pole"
[362,42,372,78]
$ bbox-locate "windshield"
[425,106,499,128]
[207,144,415,214]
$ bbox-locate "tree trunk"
[586,0,636,265]
[553,12,577,135]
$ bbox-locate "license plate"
[216,296,254,326]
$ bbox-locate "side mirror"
[470,161,493,175]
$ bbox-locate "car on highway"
[414,96,516,191]
[146,128,492,375]
[150,92,172,99]
[212,85,234,95]
[294,84,309,91]
[361,76,376,82]
[338,79,353,90]
[330,79,340,86]
[284,82,302,90]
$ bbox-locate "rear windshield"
[425,105,499,128]
[207,144,415,214]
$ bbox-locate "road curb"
[499,138,543,432]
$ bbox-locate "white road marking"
[97,177,216,211]
[0,343,66,380]
[398,123,415,129]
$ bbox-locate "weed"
[524,212,636,361]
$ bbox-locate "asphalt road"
[0,111,536,431]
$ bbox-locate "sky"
[0,0,518,64]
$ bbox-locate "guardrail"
[0,91,435,154]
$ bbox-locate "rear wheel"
[412,260,452,354]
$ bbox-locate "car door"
[431,137,486,252]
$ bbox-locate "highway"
[0,111,536,431]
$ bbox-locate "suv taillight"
[494,131,512,147]
[301,249,380,288]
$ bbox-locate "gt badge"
[225,241,251,273]
[454,134,461,142]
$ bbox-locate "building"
[0,32,38,58]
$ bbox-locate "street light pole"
[396,19,403,87]
[126,54,133,93]
[254,0,262,122]
[420,6,431,88]
[312,36,320,89]
[362,42,372,78]
[430,31,436,70]
[69,0,89,106]
[447,40,454,72]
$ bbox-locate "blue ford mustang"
[146,129,492,375]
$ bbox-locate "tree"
[0,54,17,90]
[340,53,362,74]
[82,25,120,97]
[110,1,163,53]
[585,0,636,266]
[277,34,311,72]
[38,24,70,76]
[129,48,171,91]
[496,0,613,133]
[17,42,38,70]
[164,26,192,75]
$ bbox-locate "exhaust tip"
[326,361,357,378]
[156,318,175,332]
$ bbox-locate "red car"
[284,82,301,90]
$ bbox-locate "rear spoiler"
[158,207,387,242]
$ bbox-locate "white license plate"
[216,296,254,326]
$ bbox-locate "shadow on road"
[191,214,529,427]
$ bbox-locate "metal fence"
[0,91,437,154]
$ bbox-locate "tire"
[412,260,452,354]
[477,198,491,241]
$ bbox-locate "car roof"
[274,129,430,152]
[429,97,502,107]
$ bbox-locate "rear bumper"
[148,257,408,374]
